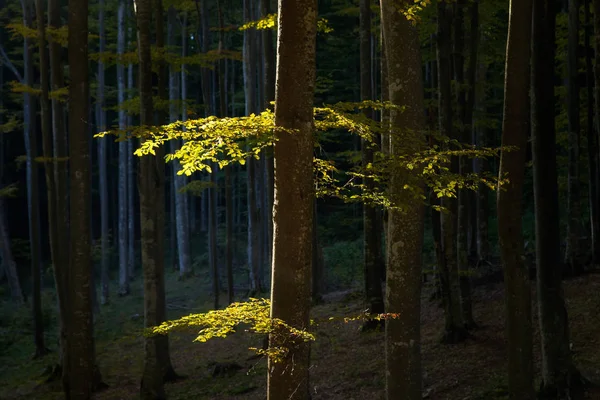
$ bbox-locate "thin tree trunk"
[97,0,110,305]
[21,0,46,356]
[169,6,192,280]
[565,0,583,275]
[117,0,130,296]
[0,199,23,303]
[437,2,467,343]
[127,61,136,282]
[585,0,599,266]
[454,0,477,329]
[35,0,69,383]
[217,0,234,304]
[497,0,534,398]
[243,0,261,294]
[361,0,384,330]
[475,61,490,261]
[380,1,426,397]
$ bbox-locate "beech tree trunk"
[0,199,23,303]
[68,0,99,395]
[380,1,426,398]
[361,0,384,328]
[565,0,583,275]
[97,0,110,305]
[497,0,534,398]
[267,0,317,398]
[532,1,584,397]
[437,2,467,343]
[117,0,130,296]
[21,0,46,356]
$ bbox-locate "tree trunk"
[585,0,599,266]
[217,0,234,304]
[454,0,477,329]
[117,0,130,296]
[565,0,583,275]
[267,0,317,398]
[68,0,99,395]
[127,58,136,282]
[497,0,534,398]
[532,1,584,397]
[136,0,177,397]
[35,0,69,384]
[168,6,192,280]
[592,0,600,268]
[97,0,110,305]
[475,61,490,261]
[21,0,46,356]
[380,1,426,398]
[0,199,23,303]
[437,2,467,343]
[243,0,262,294]
[361,0,384,329]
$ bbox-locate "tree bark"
[454,0,476,329]
[380,1,426,398]
[168,6,192,280]
[437,2,467,342]
[68,0,98,395]
[532,1,584,397]
[0,199,23,303]
[585,0,599,266]
[97,0,110,305]
[267,0,317,398]
[497,0,534,398]
[21,0,46,356]
[361,0,384,329]
[117,0,130,296]
[243,0,262,294]
[565,0,583,275]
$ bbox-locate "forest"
[1,0,600,399]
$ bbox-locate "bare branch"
[0,45,23,83]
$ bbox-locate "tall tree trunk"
[153,0,179,384]
[497,0,534,398]
[380,1,426,398]
[475,61,490,261]
[261,0,275,271]
[217,0,234,304]
[97,0,110,305]
[68,0,99,395]
[127,62,136,282]
[35,0,69,382]
[21,0,46,356]
[48,0,69,310]
[136,0,178,397]
[117,0,130,296]
[565,0,583,275]
[532,1,584,397]
[267,0,317,398]
[168,6,192,280]
[593,0,600,270]
[437,2,467,343]
[243,0,262,294]
[453,0,476,329]
[585,0,599,266]
[360,0,384,330]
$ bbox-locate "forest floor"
[2,270,600,400]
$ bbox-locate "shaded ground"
[1,272,600,400]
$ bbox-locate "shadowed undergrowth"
[1,271,600,400]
